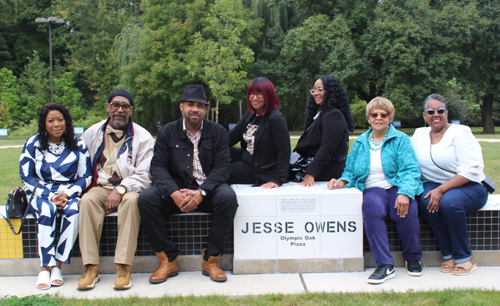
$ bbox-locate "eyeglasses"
[310,88,325,95]
[109,101,132,111]
[249,93,264,99]
[426,108,446,116]
[369,112,389,119]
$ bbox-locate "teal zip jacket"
[338,125,423,199]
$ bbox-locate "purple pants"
[363,186,422,266]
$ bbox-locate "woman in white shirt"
[411,94,488,276]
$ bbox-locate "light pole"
[35,17,65,104]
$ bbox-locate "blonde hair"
[366,97,395,122]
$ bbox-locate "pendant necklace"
[431,124,450,138]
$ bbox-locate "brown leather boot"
[76,264,99,290]
[202,249,227,282]
[149,252,179,284]
[113,264,132,290]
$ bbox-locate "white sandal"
[36,271,51,290]
[50,267,64,286]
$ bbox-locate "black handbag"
[481,175,496,194]
[2,182,39,235]
[288,152,314,182]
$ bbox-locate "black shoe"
[406,260,423,276]
[368,264,395,284]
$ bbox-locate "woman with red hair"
[228,77,290,188]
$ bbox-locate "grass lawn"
[0,139,25,147]
[3,289,500,305]
[0,147,23,197]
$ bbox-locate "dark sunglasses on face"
[369,112,389,119]
[426,108,446,116]
[109,101,132,111]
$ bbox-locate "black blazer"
[150,118,230,198]
[294,108,348,180]
[228,108,290,185]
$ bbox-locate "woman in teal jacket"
[329,97,423,284]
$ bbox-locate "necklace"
[313,110,322,120]
[47,139,65,155]
[431,124,450,138]
[368,130,388,151]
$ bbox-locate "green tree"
[0,67,21,127]
[117,0,261,130]
[54,0,139,104]
[53,71,86,120]
[359,0,481,125]
[464,0,500,133]
[186,0,261,122]
[18,51,50,123]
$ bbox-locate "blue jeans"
[417,181,488,264]
[363,186,422,266]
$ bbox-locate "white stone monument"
[232,182,364,274]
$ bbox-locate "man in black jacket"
[138,85,238,284]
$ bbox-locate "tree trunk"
[481,93,495,134]
[134,0,140,22]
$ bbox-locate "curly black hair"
[304,75,354,132]
[38,103,77,151]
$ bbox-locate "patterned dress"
[19,134,92,267]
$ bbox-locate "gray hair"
[423,94,447,111]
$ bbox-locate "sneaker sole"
[367,271,395,284]
[406,262,423,276]
[407,270,423,276]
[114,279,132,290]
[76,274,100,290]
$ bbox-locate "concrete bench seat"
[0,188,498,276]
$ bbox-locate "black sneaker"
[406,260,423,276]
[368,264,395,284]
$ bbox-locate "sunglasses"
[109,101,132,112]
[249,92,264,99]
[369,112,389,119]
[426,108,446,116]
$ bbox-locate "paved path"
[1,267,499,299]
[290,136,500,142]
[0,145,24,149]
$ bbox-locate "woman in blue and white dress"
[20,103,92,290]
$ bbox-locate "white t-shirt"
[411,124,485,184]
[364,149,393,190]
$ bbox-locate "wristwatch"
[115,185,127,196]
[198,188,207,197]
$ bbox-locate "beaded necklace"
[368,130,389,151]
[47,139,66,155]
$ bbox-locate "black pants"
[228,146,257,184]
[138,183,238,262]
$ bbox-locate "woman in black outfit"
[292,75,354,186]
[228,77,290,188]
